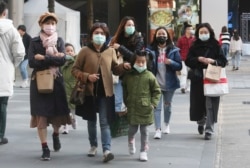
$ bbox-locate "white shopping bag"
[203,68,229,97]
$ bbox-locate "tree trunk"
[87,0,94,30]
[48,0,55,13]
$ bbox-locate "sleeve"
[149,73,161,108]
[11,28,25,67]
[28,37,66,69]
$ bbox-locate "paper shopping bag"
[204,64,222,82]
[203,68,229,97]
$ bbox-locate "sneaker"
[198,125,204,135]
[181,88,186,94]
[154,129,162,139]
[88,146,97,157]
[41,147,50,161]
[52,135,61,151]
[20,80,29,88]
[128,141,136,155]
[0,137,8,145]
[163,124,170,134]
[235,67,239,70]
[61,125,69,134]
[204,132,212,140]
[139,152,148,161]
[103,150,114,163]
[71,118,77,130]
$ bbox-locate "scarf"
[40,32,59,76]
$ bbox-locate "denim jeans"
[19,59,28,80]
[113,80,126,112]
[154,90,175,129]
[221,43,229,59]
[0,97,9,139]
[87,96,111,152]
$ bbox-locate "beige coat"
[72,46,125,97]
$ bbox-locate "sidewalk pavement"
[1,55,250,168]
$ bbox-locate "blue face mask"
[93,34,106,45]
[199,33,210,41]
[125,26,135,35]
[133,64,147,73]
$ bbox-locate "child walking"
[61,43,78,134]
[122,50,161,161]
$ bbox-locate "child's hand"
[123,63,131,70]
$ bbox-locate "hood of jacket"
[0,19,13,35]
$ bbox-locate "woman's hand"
[165,58,172,65]
[111,43,120,50]
[198,56,215,64]
[123,62,131,70]
[88,74,100,83]
[34,54,45,60]
[55,52,65,57]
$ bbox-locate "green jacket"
[61,56,76,110]
[122,69,161,125]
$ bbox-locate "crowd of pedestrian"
[0,0,237,164]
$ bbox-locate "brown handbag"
[36,69,54,93]
[69,81,86,105]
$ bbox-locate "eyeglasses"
[93,22,107,27]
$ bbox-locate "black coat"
[185,39,227,121]
[22,33,32,60]
[28,36,69,117]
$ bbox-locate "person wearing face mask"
[148,27,182,139]
[185,23,227,140]
[71,22,130,163]
[109,16,144,119]
[122,50,161,161]
[177,22,195,94]
[28,12,71,161]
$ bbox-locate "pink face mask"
[43,25,56,35]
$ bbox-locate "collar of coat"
[87,43,109,53]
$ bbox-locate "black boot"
[198,126,204,135]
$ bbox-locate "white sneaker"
[61,125,69,134]
[103,150,114,162]
[163,124,170,134]
[128,140,136,155]
[88,146,97,157]
[154,129,162,139]
[139,152,148,161]
[20,80,29,88]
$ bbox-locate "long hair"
[110,16,137,46]
[233,30,240,41]
[150,26,174,52]
[194,22,219,45]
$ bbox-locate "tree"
[87,0,94,30]
[48,0,55,13]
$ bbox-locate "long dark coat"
[185,39,227,121]
[28,36,69,117]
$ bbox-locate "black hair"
[17,25,26,32]
[0,1,7,15]
[88,22,110,43]
[132,50,154,71]
[65,42,75,51]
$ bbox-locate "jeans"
[113,80,126,112]
[87,96,111,152]
[0,97,9,139]
[205,96,220,134]
[154,90,175,129]
[128,124,149,152]
[221,43,229,59]
[19,59,29,80]
[231,50,241,68]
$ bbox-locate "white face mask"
[133,63,147,73]
[199,33,210,41]
[43,25,56,35]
